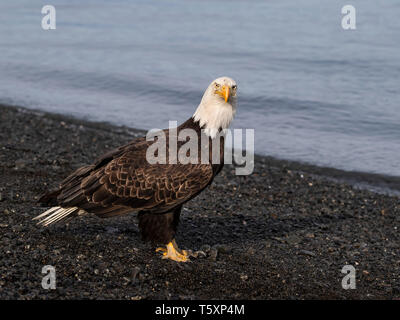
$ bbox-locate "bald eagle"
[34,77,238,262]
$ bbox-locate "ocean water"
[0,0,399,177]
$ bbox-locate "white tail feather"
[33,206,83,226]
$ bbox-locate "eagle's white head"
[193,77,237,138]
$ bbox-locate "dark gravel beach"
[0,104,399,300]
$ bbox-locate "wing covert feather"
[82,147,214,214]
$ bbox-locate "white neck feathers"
[192,89,236,139]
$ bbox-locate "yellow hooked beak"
[216,85,230,103]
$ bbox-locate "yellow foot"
[156,240,190,262]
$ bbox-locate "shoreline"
[2,103,400,196]
[1,103,399,299]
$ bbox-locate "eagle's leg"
[138,206,190,262]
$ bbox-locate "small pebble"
[299,250,316,257]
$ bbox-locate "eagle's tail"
[33,206,84,227]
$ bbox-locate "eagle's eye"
[232,85,237,90]
[215,83,220,88]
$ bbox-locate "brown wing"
[81,153,214,216]
[51,137,214,217]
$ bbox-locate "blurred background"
[0,0,399,176]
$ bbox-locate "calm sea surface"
[1,0,399,176]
